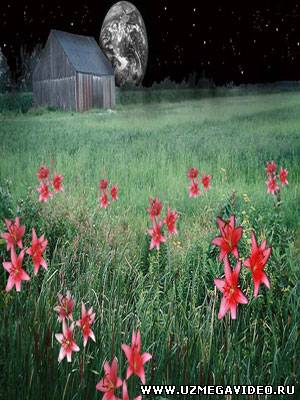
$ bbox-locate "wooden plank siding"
[33,32,77,110]
[33,77,76,110]
[33,32,75,82]
[102,76,115,109]
[76,73,115,111]
[92,76,104,108]
[76,73,93,112]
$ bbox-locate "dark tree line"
[0,45,42,92]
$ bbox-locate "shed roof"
[51,30,114,77]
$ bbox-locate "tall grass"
[0,89,299,399]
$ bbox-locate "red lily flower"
[54,290,75,322]
[266,176,280,195]
[2,248,30,292]
[122,381,142,400]
[148,221,166,250]
[211,215,243,260]
[37,182,52,202]
[111,185,118,201]
[99,179,109,192]
[147,197,163,220]
[37,165,50,181]
[52,172,64,192]
[76,302,96,347]
[201,173,212,191]
[244,231,272,297]
[187,167,199,180]
[55,320,80,362]
[100,192,110,209]
[279,167,288,186]
[265,161,277,175]
[96,358,123,400]
[189,180,201,198]
[121,329,152,384]
[1,217,25,251]
[26,228,48,275]
[164,207,178,235]
[214,256,248,320]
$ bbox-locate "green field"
[0,89,300,399]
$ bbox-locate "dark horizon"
[1,0,300,86]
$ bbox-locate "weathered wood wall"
[100,76,115,109]
[76,73,93,111]
[76,73,115,111]
[33,32,75,81]
[33,77,76,110]
[33,32,77,110]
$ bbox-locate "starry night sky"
[1,0,300,86]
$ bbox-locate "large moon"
[99,1,148,87]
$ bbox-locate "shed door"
[92,76,104,108]
[76,73,93,111]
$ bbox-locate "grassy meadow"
[0,89,300,399]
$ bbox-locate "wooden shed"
[33,30,115,111]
